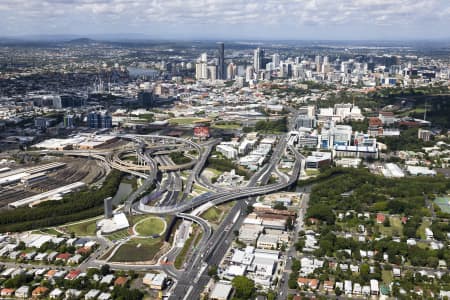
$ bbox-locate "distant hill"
[66,38,96,44]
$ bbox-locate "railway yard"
[0,157,108,209]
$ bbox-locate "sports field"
[434,197,450,213]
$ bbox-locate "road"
[169,131,304,299]
[277,190,310,300]
[38,129,305,297]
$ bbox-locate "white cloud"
[0,0,448,38]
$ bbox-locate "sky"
[1,0,450,40]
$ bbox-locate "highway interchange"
[38,112,306,299]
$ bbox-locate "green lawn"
[134,217,166,236]
[200,202,235,225]
[174,234,195,269]
[305,169,320,176]
[377,216,403,237]
[33,228,61,236]
[417,219,432,240]
[382,270,393,285]
[105,228,131,241]
[212,123,241,130]
[64,218,101,236]
[193,184,210,193]
[111,238,163,262]
[168,117,209,125]
[201,206,222,223]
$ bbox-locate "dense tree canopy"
[232,276,255,300]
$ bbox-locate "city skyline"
[1,0,450,40]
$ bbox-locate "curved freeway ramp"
[136,145,302,215]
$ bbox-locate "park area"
[168,117,210,125]
[134,217,166,236]
[110,238,164,262]
[63,217,101,236]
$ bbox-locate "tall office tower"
[200,52,207,63]
[195,53,208,80]
[246,65,254,82]
[253,48,264,72]
[195,63,202,80]
[272,53,280,68]
[217,42,225,80]
[207,65,217,80]
[138,90,154,108]
[87,111,112,129]
[315,55,321,72]
[104,197,113,219]
[295,56,301,64]
[323,56,329,65]
[227,63,236,80]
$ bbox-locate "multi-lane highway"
[168,135,305,299]
[37,125,305,298]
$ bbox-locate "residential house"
[14,286,30,299]
[32,286,49,298]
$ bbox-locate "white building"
[216,145,238,160]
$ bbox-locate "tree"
[208,266,219,281]
[87,268,100,278]
[286,216,294,231]
[307,204,335,224]
[291,258,301,273]
[274,202,287,210]
[16,241,26,250]
[360,263,370,282]
[112,286,143,300]
[232,276,255,300]
[100,264,110,276]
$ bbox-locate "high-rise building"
[217,42,225,80]
[34,117,55,129]
[60,95,86,108]
[227,63,236,80]
[208,65,217,80]
[272,53,280,68]
[246,66,254,82]
[315,55,321,72]
[52,96,62,109]
[195,53,208,80]
[87,111,112,129]
[64,114,74,128]
[138,90,154,108]
[104,197,113,219]
[253,48,265,72]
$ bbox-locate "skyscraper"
[217,42,225,80]
[246,65,254,82]
[253,48,264,72]
[195,53,208,80]
[227,63,236,80]
[272,53,280,68]
[87,111,112,129]
[208,65,217,80]
[315,55,321,72]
